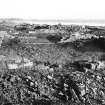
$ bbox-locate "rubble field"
[0,19,105,105]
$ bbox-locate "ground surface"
[0,19,105,105]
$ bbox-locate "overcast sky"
[0,0,105,20]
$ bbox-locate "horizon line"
[1,18,105,22]
[0,18,105,26]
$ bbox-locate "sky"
[0,0,105,20]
